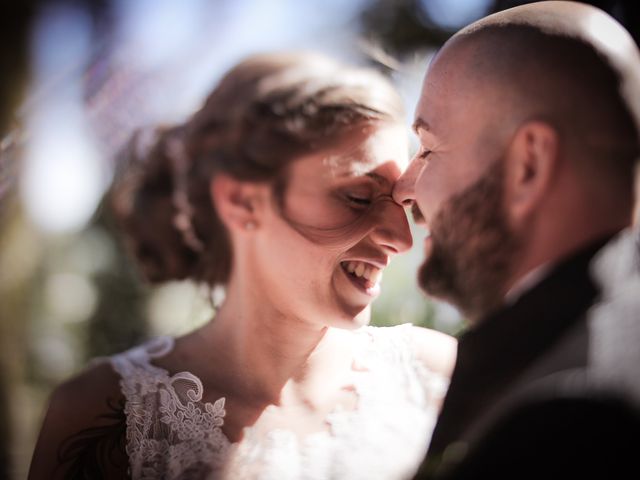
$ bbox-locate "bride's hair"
[109,51,404,286]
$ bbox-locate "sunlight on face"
[285,124,409,231]
[255,123,412,328]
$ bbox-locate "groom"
[393,1,640,478]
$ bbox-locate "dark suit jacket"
[430,377,640,479]
[415,230,640,479]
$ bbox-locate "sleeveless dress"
[110,323,448,479]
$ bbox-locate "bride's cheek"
[309,199,364,229]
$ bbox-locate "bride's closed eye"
[338,177,392,209]
[344,191,373,207]
[342,188,398,211]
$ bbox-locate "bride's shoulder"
[42,359,124,434]
[361,323,457,378]
[61,356,121,393]
[404,325,457,378]
[29,360,127,479]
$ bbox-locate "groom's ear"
[210,173,268,232]
[503,121,560,227]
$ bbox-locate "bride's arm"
[28,362,129,479]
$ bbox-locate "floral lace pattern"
[110,324,448,479]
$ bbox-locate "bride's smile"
[340,259,384,296]
[241,123,412,328]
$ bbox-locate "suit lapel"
[425,236,610,467]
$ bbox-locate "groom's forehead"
[416,53,474,125]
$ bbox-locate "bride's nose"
[369,199,413,254]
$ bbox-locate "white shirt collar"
[504,263,553,306]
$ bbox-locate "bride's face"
[254,123,412,328]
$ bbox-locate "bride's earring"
[244,221,256,230]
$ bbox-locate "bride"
[29,51,456,480]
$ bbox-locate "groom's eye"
[418,147,431,160]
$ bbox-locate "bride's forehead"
[285,151,374,184]
[316,126,407,176]
[283,124,407,187]
[289,151,388,185]
[322,151,380,177]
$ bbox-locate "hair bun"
[108,126,202,284]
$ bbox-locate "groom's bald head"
[431,1,640,196]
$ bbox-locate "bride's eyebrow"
[366,172,391,188]
[332,169,390,189]
[326,156,378,179]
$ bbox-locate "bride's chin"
[332,268,375,315]
[330,300,371,330]
[351,307,371,328]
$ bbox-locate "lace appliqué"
[111,337,231,479]
[110,324,448,480]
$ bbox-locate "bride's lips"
[339,260,385,297]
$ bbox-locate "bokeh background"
[1,0,637,477]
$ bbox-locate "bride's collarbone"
[151,333,360,442]
[220,393,354,444]
[199,377,358,444]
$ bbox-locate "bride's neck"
[203,280,353,405]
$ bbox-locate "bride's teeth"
[362,266,371,280]
[369,268,381,284]
[343,261,383,284]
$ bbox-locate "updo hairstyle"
[109,52,405,286]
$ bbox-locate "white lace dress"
[110,323,448,480]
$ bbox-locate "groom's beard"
[418,158,520,322]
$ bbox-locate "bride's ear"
[210,174,267,232]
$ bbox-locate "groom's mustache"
[411,203,425,224]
